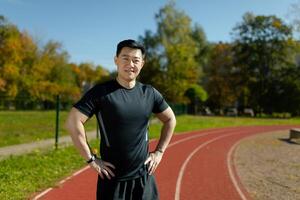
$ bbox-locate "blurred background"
[1,0,300,116]
[1,0,300,199]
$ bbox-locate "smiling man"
[66,39,176,200]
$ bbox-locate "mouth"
[125,69,135,73]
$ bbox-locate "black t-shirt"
[73,79,169,180]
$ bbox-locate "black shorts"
[96,173,159,200]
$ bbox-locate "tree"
[139,2,207,104]
[0,16,37,98]
[232,12,297,114]
[204,42,240,112]
[72,62,110,93]
[185,84,207,114]
[0,15,112,110]
[191,24,210,76]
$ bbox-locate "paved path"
[0,119,159,159]
[33,125,297,200]
[0,130,97,160]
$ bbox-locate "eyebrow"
[120,54,142,59]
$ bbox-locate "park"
[1,1,300,200]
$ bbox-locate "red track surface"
[34,125,296,200]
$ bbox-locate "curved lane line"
[34,128,232,199]
[226,128,289,200]
[174,130,250,200]
[167,128,236,148]
[227,140,248,200]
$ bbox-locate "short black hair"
[116,39,145,58]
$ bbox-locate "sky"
[0,0,299,71]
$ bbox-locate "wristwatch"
[156,148,164,154]
[86,154,96,164]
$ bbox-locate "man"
[65,39,176,200]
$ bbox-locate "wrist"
[86,154,96,164]
[156,148,164,154]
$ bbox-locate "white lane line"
[168,128,234,148]
[32,188,53,200]
[33,165,90,199]
[33,128,227,199]
[174,130,249,200]
[32,127,241,199]
[227,140,248,200]
[226,128,289,200]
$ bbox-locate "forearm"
[155,117,176,153]
[66,121,92,161]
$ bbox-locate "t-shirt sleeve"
[73,86,99,118]
[152,86,169,113]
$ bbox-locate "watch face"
[87,155,95,163]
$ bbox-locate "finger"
[98,170,104,179]
[150,163,157,175]
[144,156,151,165]
[103,161,116,169]
[93,165,104,179]
[148,160,155,173]
[103,166,115,177]
[101,169,112,180]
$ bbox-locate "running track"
[33,125,297,200]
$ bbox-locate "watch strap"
[86,154,96,164]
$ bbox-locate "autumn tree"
[0,16,112,109]
[0,16,37,98]
[139,2,208,104]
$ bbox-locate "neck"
[116,76,136,89]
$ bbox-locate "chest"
[100,88,153,121]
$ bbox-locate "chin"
[125,74,137,80]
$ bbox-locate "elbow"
[171,116,176,127]
[165,115,176,127]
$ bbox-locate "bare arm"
[154,107,176,153]
[145,106,176,174]
[65,107,91,160]
[65,107,115,179]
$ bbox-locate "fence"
[0,95,188,149]
[169,103,188,115]
[0,95,73,111]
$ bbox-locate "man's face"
[114,47,144,82]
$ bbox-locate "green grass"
[2,111,298,147]
[0,111,97,147]
[1,114,300,199]
[0,140,99,200]
[148,115,300,138]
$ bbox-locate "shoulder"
[94,79,116,89]
[85,79,117,96]
[137,82,164,98]
[138,81,156,90]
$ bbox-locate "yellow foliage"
[0,78,6,91]
[272,20,282,29]
[2,64,20,79]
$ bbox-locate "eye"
[133,60,140,64]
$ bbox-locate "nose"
[129,60,134,67]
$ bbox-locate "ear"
[114,56,118,65]
[140,59,145,69]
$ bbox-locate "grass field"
[1,111,299,147]
[0,111,97,147]
[149,115,300,138]
[0,140,99,200]
[1,114,300,199]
